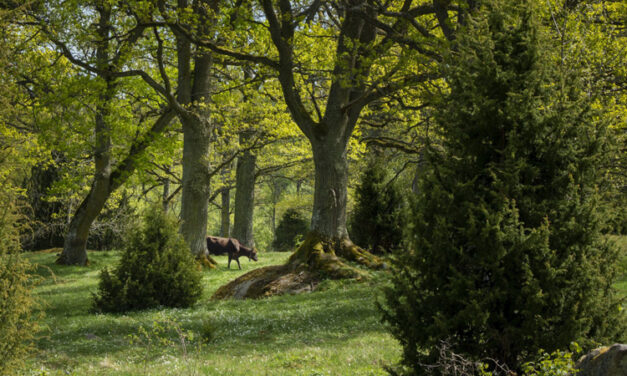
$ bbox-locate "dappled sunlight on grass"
[22,250,400,375]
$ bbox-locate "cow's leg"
[237,258,241,270]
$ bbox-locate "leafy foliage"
[0,6,40,373]
[0,201,39,375]
[273,208,309,252]
[93,207,202,313]
[521,345,579,376]
[86,192,137,251]
[349,157,406,254]
[381,1,625,373]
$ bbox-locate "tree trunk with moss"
[289,137,382,271]
[212,0,412,297]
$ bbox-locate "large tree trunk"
[59,165,111,265]
[232,136,256,247]
[288,134,381,271]
[58,107,176,265]
[174,3,217,267]
[162,177,170,213]
[309,141,349,239]
[58,5,113,265]
[179,119,212,258]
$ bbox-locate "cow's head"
[249,248,258,262]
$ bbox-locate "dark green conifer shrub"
[93,207,202,312]
[381,1,625,373]
[349,157,405,254]
[273,208,309,252]
[0,200,38,375]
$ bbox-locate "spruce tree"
[349,157,405,254]
[273,209,309,252]
[381,1,625,373]
[93,206,203,312]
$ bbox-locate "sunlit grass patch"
[22,249,400,375]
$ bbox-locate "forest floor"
[20,251,400,375]
[18,235,626,376]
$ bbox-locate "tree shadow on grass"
[27,250,119,281]
[27,250,391,373]
[32,277,388,364]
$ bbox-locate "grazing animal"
[206,236,258,269]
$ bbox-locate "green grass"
[19,234,627,375]
[21,250,400,376]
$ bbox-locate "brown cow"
[206,236,258,269]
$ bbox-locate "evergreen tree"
[381,1,625,373]
[0,201,38,375]
[93,206,202,313]
[273,209,309,252]
[349,157,405,254]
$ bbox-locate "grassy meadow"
[21,250,400,376]
[16,234,626,375]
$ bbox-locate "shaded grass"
[21,234,626,375]
[22,250,400,375]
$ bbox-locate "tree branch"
[109,108,177,189]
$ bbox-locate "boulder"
[575,344,627,376]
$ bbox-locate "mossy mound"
[211,232,382,300]
[211,265,317,299]
[196,254,218,269]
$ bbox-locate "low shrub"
[93,207,203,312]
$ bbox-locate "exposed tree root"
[211,232,383,300]
[286,232,365,279]
[212,265,317,299]
[55,252,90,266]
[336,238,384,269]
[196,254,218,269]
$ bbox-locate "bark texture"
[173,1,218,268]
[310,142,349,239]
[179,119,212,258]
[232,133,256,247]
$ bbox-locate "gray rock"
[575,344,627,376]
